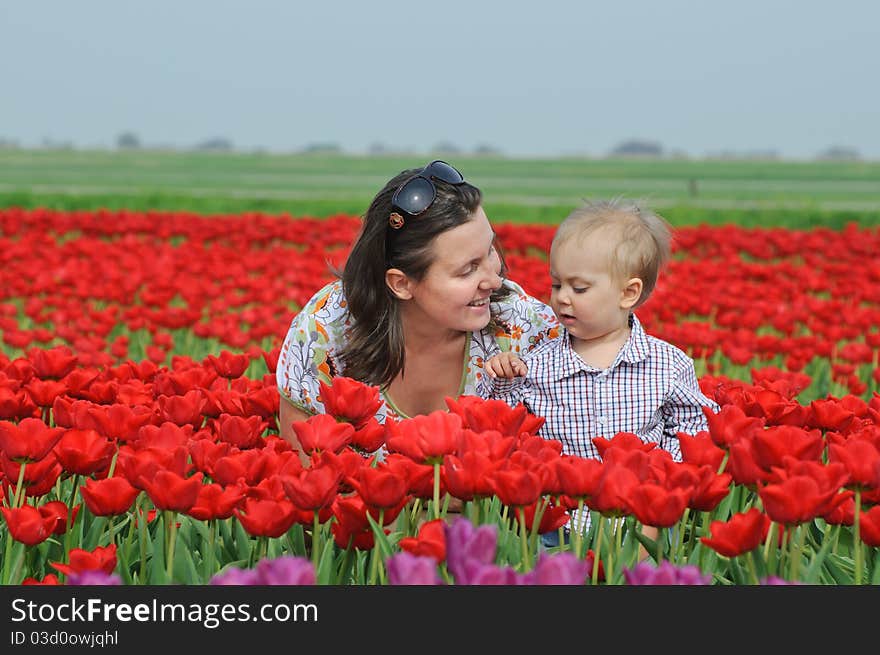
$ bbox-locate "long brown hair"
[338,165,508,387]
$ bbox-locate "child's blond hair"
[551,199,671,308]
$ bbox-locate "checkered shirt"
[491,313,719,532]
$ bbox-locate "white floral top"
[276,278,560,422]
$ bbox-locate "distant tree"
[302,142,342,154]
[610,139,664,158]
[0,138,19,150]
[116,131,141,150]
[195,137,234,152]
[368,142,388,155]
[431,141,461,155]
[473,143,502,156]
[817,145,861,161]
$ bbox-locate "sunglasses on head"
[389,160,465,228]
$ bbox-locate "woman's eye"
[550,283,561,290]
[573,287,588,293]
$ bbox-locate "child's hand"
[484,352,528,379]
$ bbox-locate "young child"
[485,199,719,542]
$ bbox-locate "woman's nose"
[480,267,503,291]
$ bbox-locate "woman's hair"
[552,198,671,308]
[338,166,509,388]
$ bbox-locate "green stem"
[432,462,441,520]
[204,519,217,583]
[574,499,586,558]
[789,524,807,583]
[655,526,665,564]
[11,460,27,509]
[1,528,14,584]
[368,509,385,585]
[517,507,531,571]
[63,474,79,561]
[311,511,321,570]
[591,516,604,586]
[854,489,863,586]
[164,510,178,583]
[674,508,690,564]
[745,552,760,585]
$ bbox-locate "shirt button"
[598,417,607,425]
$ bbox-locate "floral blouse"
[276,278,560,423]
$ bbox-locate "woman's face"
[402,206,503,333]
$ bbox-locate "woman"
[276,160,559,453]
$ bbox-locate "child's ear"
[385,268,414,300]
[620,277,643,309]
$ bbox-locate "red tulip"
[156,390,206,427]
[489,465,543,508]
[204,350,250,379]
[443,451,498,501]
[0,417,64,462]
[759,475,847,526]
[53,428,116,476]
[399,518,446,562]
[234,497,300,538]
[677,431,726,470]
[80,476,140,517]
[703,404,765,449]
[626,483,690,528]
[701,508,771,557]
[446,395,544,436]
[211,413,266,449]
[186,482,246,521]
[51,544,117,577]
[385,410,462,464]
[0,504,58,546]
[827,438,880,490]
[857,506,880,547]
[350,417,387,454]
[140,470,204,512]
[292,414,354,455]
[592,432,657,458]
[349,463,409,510]
[317,376,382,428]
[282,461,343,511]
[27,346,78,379]
[555,455,604,500]
[750,425,824,471]
[22,574,60,585]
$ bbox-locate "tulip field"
[2,200,880,586]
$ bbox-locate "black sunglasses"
[389,160,465,226]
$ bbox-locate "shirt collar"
[551,313,649,381]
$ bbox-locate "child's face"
[549,235,632,343]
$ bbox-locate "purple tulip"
[255,556,316,585]
[760,576,800,585]
[529,552,590,585]
[623,561,712,585]
[386,552,444,585]
[454,559,520,585]
[67,570,122,585]
[210,567,260,585]
[444,517,498,580]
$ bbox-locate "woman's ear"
[385,268,414,300]
[620,277,643,309]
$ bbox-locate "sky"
[2,1,879,159]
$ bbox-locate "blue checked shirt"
[491,313,719,532]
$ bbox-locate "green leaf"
[364,513,395,560]
[803,524,836,584]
